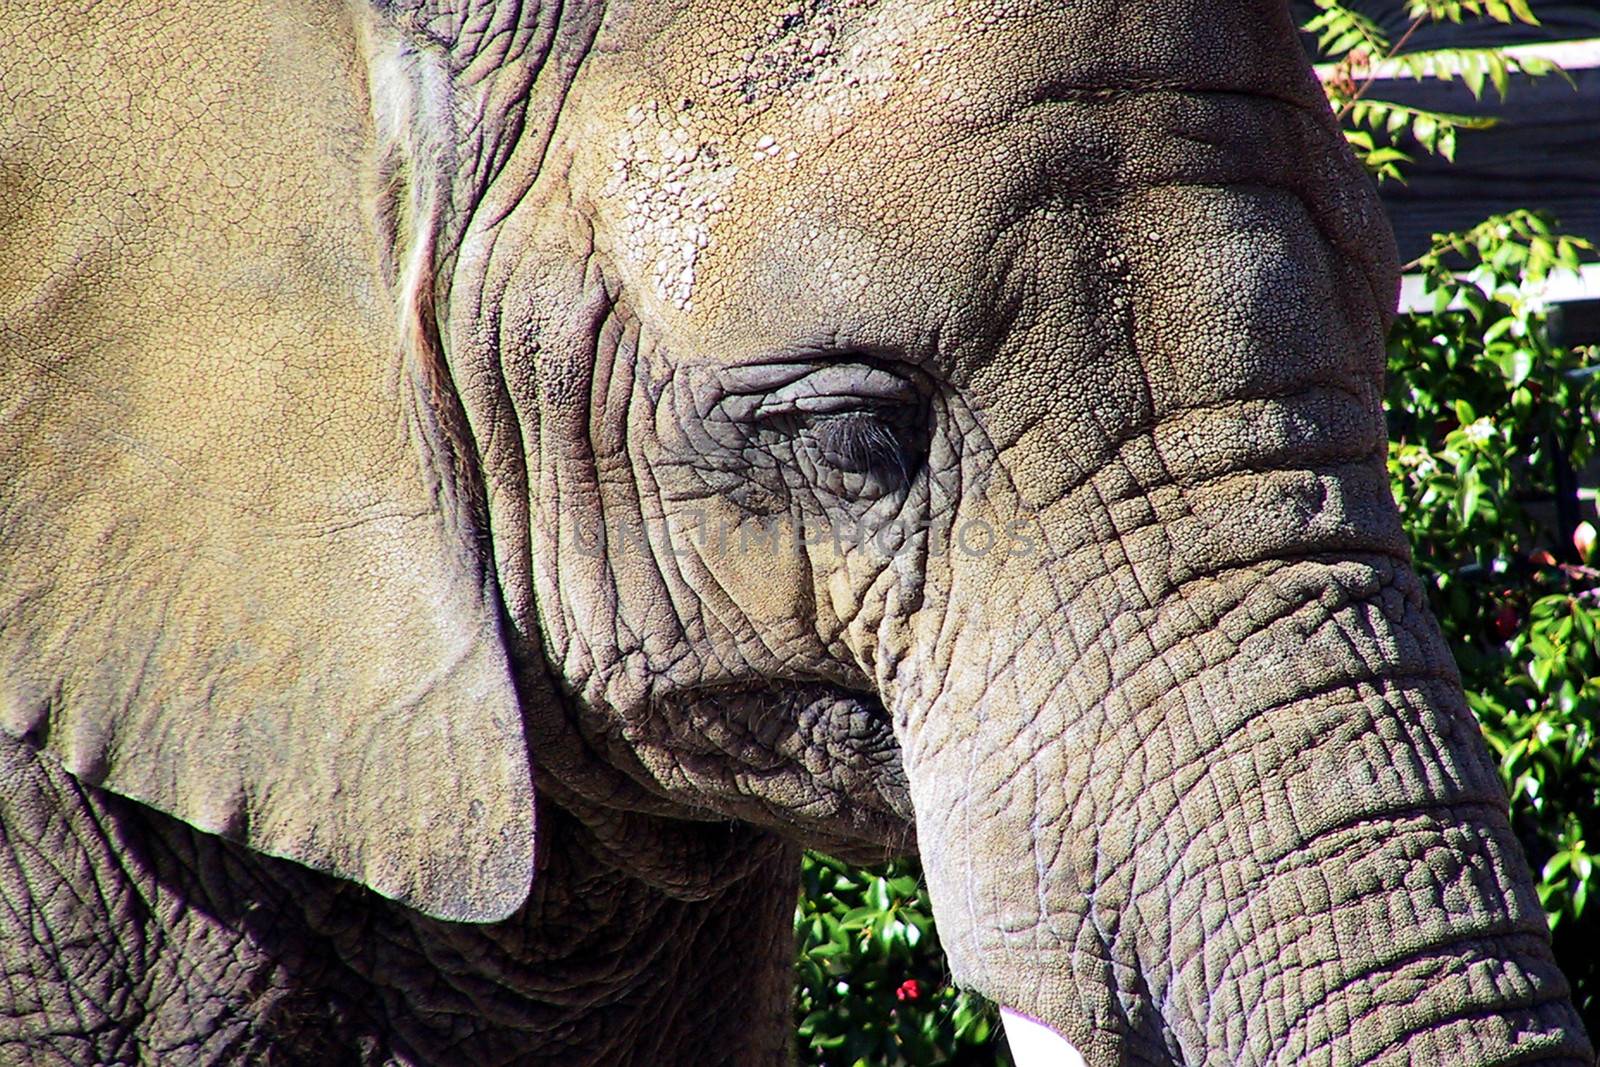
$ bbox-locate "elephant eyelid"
[705,359,928,487]
[742,361,922,421]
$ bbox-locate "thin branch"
[1337,12,1429,119]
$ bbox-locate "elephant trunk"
[888,456,1592,1063]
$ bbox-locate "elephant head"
[1,0,1590,1062]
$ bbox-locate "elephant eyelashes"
[726,360,929,499]
[793,401,931,500]
[810,413,907,478]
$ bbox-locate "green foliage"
[1385,214,1600,1019]
[1386,212,1593,563]
[795,4,1599,1060]
[795,855,1008,1066]
[1311,0,1563,178]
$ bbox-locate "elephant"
[0,0,1592,1062]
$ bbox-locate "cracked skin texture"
[0,0,1591,1064]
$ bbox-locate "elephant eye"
[757,362,927,494]
[703,359,929,503]
[806,411,911,480]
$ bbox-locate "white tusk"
[1001,1009,1089,1067]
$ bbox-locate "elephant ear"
[0,1,532,921]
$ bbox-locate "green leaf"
[1506,0,1538,23]
[1502,347,1534,386]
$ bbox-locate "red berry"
[1491,602,1519,641]
[895,979,922,1002]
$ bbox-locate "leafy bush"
[794,856,1007,1066]
[1387,213,1600,1018]
[795,4,1600,1062]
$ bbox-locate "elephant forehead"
[951,184,1380,512]
[567,0,1332,368]
[597,0,1316,112]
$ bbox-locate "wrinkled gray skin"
[0,0,1592,1064]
